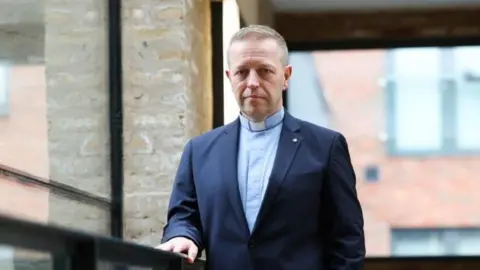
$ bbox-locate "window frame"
[385,47,480,156]
[391,228,480,256]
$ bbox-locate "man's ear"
[225,70,231,80]
[283,65,292,89]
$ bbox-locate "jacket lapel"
[252,113,302,234]
[219,119,250,236]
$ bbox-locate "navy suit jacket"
[162,112,365,270]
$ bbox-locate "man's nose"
[246,71,259,88]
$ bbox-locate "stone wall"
[45,0,110,234]
[122,0,212,245]
[0,25,43,64]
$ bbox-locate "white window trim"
[0,60,11,117]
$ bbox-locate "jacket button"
[248,240,256,249]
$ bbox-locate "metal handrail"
[0,214,187,269]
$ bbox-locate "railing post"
[71,240,98,270]
[107,0,125,241]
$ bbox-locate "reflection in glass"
[0,0,110,233]
[0,175,109,235]
[288,46,480,257]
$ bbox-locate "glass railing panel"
[0,0,111,201]
[0,245,52,270]
[0,173,110,235]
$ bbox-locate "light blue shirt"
[237,108,284,232]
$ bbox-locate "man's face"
[226,38,292,121]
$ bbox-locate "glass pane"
[392,231,445,256]
[392,48,440,77]
[454,46,480,75]
[49,192,110,235]
[394,79,442,150]
[0,175,109,235]
[454,46,480,149]
[0,245,52,270]
[455,230,480,255]
[0,0,110,200]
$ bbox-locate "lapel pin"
[292,138,298,143]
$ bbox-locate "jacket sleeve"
[321,133,365,269]
[161,140,203,250]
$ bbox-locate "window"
[386,46,480,155]
[391,228,480,256]
[0,62,9,116]
[287,52,331,128]
[455,47,480,150]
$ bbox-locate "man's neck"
[239,108,284,132]
[241,106,283,123]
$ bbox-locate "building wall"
[122,0,212,246]
[0,25,49,226]
[311,50,480,256]
[44,0,111,234]
[0,66,49,223]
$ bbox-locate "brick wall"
[0,65,48,223]
[312,50,480,256]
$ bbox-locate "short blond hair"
[228,25,289,66]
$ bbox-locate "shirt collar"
[239,108,285,132]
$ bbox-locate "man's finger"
[187,245,198,264]
[172,244,185,253]
[156,242,173,251]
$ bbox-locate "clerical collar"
[239,108,285,132]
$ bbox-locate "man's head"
[226,25,292,122]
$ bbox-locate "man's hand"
[156,237,198,264]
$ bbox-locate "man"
[157,25,365,270]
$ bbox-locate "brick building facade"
[288,49,480,256]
